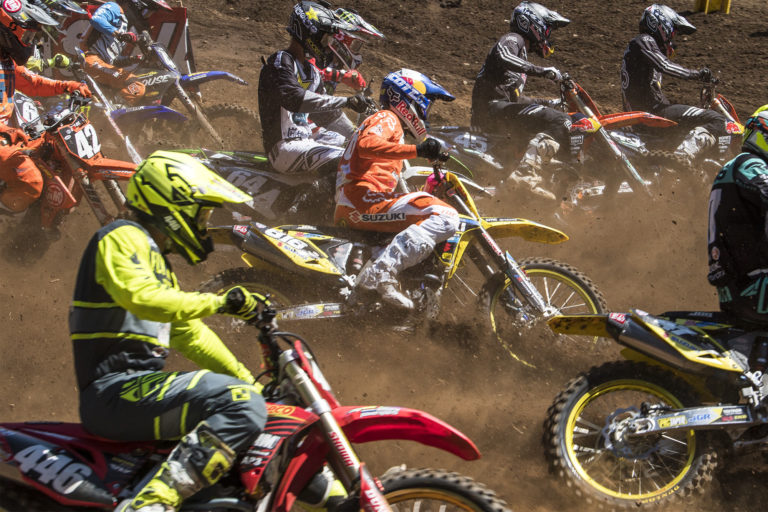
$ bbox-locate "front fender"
[180,71,248,88]
[272,406,480,512]
[481,217,569,244]
[112,105,187,126]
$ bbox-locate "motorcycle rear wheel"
[543,360,717,509]
[374,467,510,512]
[485,257,607,348]
[195,103,263,152]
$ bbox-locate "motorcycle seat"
[283,224,394,245]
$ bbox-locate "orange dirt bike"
[0,300,511,512]
[2,91,136,256]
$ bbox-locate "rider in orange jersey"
[335,69,458,310]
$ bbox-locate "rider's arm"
[94,224,226,322]
[734,156,768,205]
[14,66,75,97]
[273,52,347,114]
[495,33,549,77]
[91,2,125,36]
[356,111,418,160]
[636,34,700,80]
[170,320,256,383]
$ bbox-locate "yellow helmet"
[125,151,251,264]
[743,105,768,161]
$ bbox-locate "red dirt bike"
[2,91,136,256]
[0,302,510,512]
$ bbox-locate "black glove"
[345,93,371,114]
[117,31,138,44]
[416,137,444,160]
[699,67,712,82]
[220,286,261,321]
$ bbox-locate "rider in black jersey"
[471,1,569,200]
[621,4,727,169]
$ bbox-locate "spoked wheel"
[544,361,717,509]
[374,467,510,512]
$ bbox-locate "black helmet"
[510,2,570,58]
[639,4,696,58]
[286,1,356,68]
[124,0,171,18]
[0,0,57,65]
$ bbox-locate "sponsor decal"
[14,445,93,494]
[723,407,744,416]
[253,433,282,450]
[2,0,21,13]
[609,312,627,324]
[393,100,426,137]
[710,246,720,261]
[264,228,321,260]
[361,212,406,222]
[328,431,356,467]
[233,225,248,235]
[44,182,66,208]
[348,406,402,418]
[658,415,686,428]
[267,404,298,417]
[690,412,712,423]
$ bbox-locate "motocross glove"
[416,138,444,160]
[342,70,366,91]
[345,93,372,114]
[117,31,138,44]
[542,67,562,82]
[699,67,712,82]
[220,286,262,321]
[65,82,92,98]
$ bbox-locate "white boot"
[673,126,716,168]
[506,132,560,200]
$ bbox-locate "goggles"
[746,114,768,133]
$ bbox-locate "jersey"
[0,59,76,126]
[707,153,768,289]
[84,2,129,65]
[621,33,701,112]
[258,51,347,155]
[69,220,252,390]
[471,32,549,127]
[336,109,417,206]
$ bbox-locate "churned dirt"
[2,0,768,510]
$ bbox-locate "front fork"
[280,352,393,512]
[174,82,224,148]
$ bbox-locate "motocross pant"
[84,54,146,104]
[335,186,460,287]
[79,369,266,454]
[479,100,572,157]
[0,148,43,213]
[268,129,346,174]
[718,272,768,329]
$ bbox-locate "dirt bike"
[542,307,768,509]
[429,73,678,209]
[76,31,260,153]
[201,160,606,365]
[1,91,135,257]
[0,301,510,512]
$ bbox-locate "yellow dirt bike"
[203,161,606,361]
[544,308,768,509]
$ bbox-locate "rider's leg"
[508,132,560,200]
[0,153,42,213]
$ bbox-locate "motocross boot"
[355,224,436,310]
[296,465,349,512]
[673,126,716,169]
[506,132,560,200]
[115,423,235,512]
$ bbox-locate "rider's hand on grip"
[416,138,444,161]
[220,286,268,321]
[65,82,92,99]
[345,93,372,114]
[117,31,138,44]
[699,67,712,82]
[543,67,562,82]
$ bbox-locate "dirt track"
[1,0,768,510]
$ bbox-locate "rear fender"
[598,111,677,129]
[271,406,480,512]
[180,71,248,88]
[112,105,187,126]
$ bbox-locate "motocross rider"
[0,0,92,214]
[335,69,459,310]
[707,105,768,329]
[81,0,172,105]
[622,4,727,168]
[307,7,384,138]
[70,151,268,512]
[258,1,372,176]
[470,1,570,201]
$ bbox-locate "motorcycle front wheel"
[196,103,263,152]
[543,361,717,510]
[372,467,510,512]
[485,257,607,344]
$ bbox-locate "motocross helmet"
[380,69,455,142]
[0,0,58,65]
[286,1,357,68]
[328,8,384,70]
[742,105,768,162]
[510,2,570,58]
[125,151,252,265]
[639,4,696,58]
